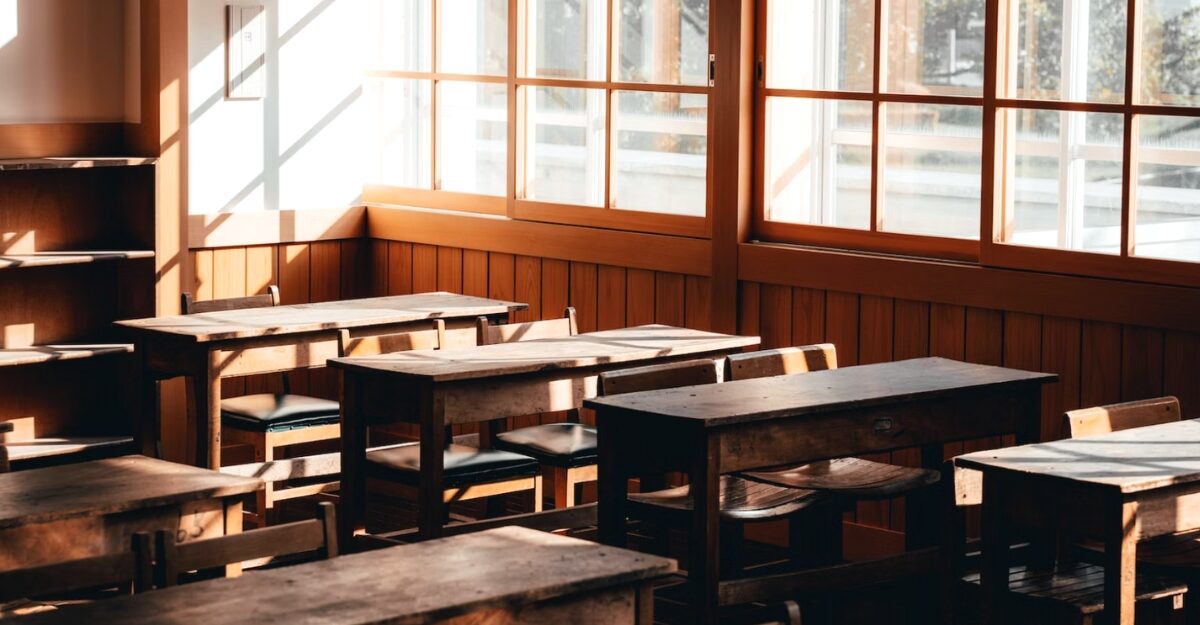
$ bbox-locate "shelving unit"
[0,156,158,469]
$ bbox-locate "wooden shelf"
[0,250,155,270]
[0,157,157,171]
[0,344,134,368]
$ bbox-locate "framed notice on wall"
[226,5,265,99]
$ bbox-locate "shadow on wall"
[187,0,366,230]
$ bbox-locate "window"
[366,0,712,237]
[758,0,1200,282]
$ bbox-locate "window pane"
[369,0,431,71]
[881,103,982,238]
[614,91,708,216]
[765,98,871,228]
[439,0,508,75]
[439,82,507,196]
[766,0,874,91]
[617,0,710,85]
[527,0,606,80]
[1010,0,1126,102]
[886,0,985,95]
[1136,115,1200,262]
[369,78,431,188]
[1006,109,1124,253]
[1140,0,1200,106]
[525,87,606,206]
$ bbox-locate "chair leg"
[552,466,574,509]
[254,433,271,527]
[532,475,544,512]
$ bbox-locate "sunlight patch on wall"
[0,0,17,49]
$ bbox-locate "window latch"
[709,53,716,87]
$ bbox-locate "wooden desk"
[957,418,1200,625]
[0,455,259,572]
[586,357,1056,624]
[116,292,525,469]
[13,526,676,625]
[332,324,759,544]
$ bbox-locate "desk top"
[16,526,677,625]
[330,325,760,382]
[585,357,1056,428]
[957,419,1200,494]
[0,456,261,530]
[115,292,525,343]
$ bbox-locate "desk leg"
[418,388,447,541]
[689,433,720,625]
[224,497,244,577]
[340,372,368,549]
[134,341,160,458]
[597,416,629,548]
[1103,500,1138,625]
[980,474,1010,625]
[191,351,222,470]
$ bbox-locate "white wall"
[0,0,128,123]
[188,0,367,214]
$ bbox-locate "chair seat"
[220,394,341,432]
[742,457,940,499]
[963,562,1187,616]
[493,423,597,467]
[366,443,539,488]
[627,475,826,522]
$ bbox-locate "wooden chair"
[476,308,593,509]
[342,323,545,520]
[603,359,830,578]
[0,533,153,605]
[182,285,341,526]
[154,501,338,587]
[728,345,941,532]
[1066,397,1200,623]
[948,458,1187,624]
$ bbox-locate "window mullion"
[870,0,886,233]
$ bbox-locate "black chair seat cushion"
[220,394,341,432]
[367,443,539,488]
[493,423,598,467]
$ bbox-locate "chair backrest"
[1065,396,1182,439]
[599,359,720,397]
[155,501,338,587]
[476,307,578,345]
[725,344,838,381]
[338,319,446,358]
[182,285,280,315]
[0,533,153,602]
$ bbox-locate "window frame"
[364,0,715,240]
[753,0,1200,288]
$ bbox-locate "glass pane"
[766,0,874,91]
[614,91,708,216]
[369,78,431,188]
[1011,0,1126,102]
[881,103,982,238]
[438,0,508,75]
[765,98,871,228]
[439,82,507,196]
[1006,109,1123,253]
[1140,0,1200,106]
[525,87,606,206]
[368,0,431,71]
[886,0,985,95]
[617,0,710,85]
[1135,115,1200,262]
[527,0,606,80]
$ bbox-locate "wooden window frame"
[364,0,714,240]
[753,0,1200,288]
